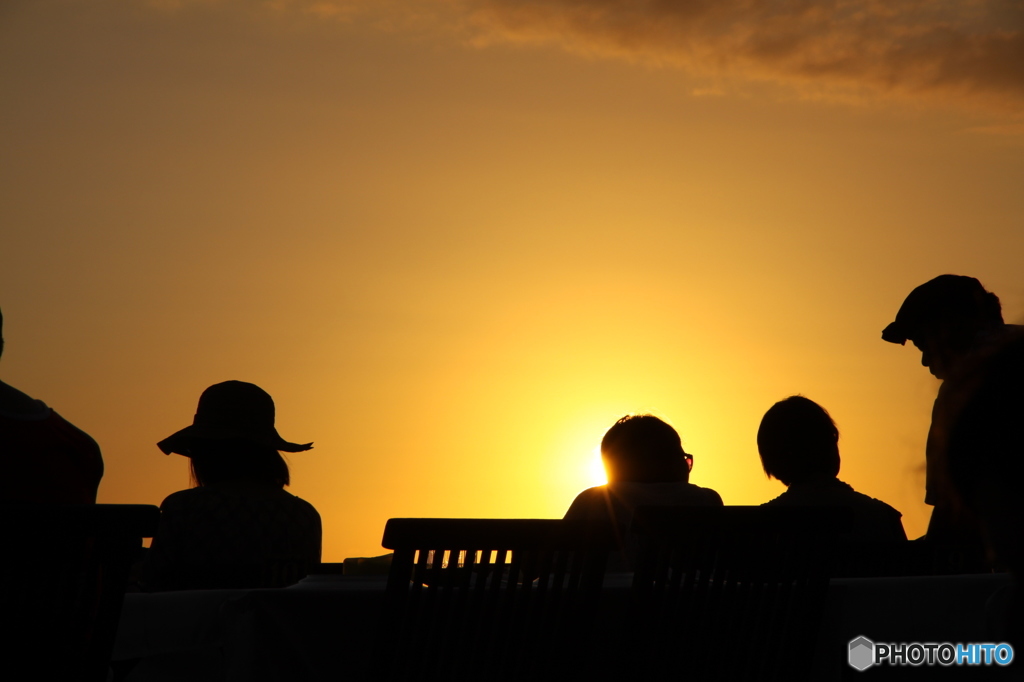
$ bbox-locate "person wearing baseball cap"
[882,275,1006,382]
[883,275,1021,568]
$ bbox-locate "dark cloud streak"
[126,0,1024,111]
[458,0,1024,110]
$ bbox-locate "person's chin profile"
[923,358,949,381]
[913,336,951,381]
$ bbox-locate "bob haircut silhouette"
[757,396,840,487]
[601,414,690,484]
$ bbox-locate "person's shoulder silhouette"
[944,335,1024,576]
[0,306,103,504]
[942,335,1024,647]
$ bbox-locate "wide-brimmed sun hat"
[157,380,313,456]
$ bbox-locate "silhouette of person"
[563,414,723,569]
[139,381,321,591]
[882,275,1023,561]
[0,306,103,503]
[757,396,907,545]
[942,335,1024,646]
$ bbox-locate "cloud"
[456,0,1024,110]
[128,0,1024,112]
[969,120,1024,136]
[137,0,414,24]
[270,1,361,21]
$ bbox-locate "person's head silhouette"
[601,415,691,484]
[882,275,1004,380]
[157,381,313,488]
[757,396,840,487]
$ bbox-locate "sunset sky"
[2,0,1022,560]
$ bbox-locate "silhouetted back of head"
[601,415,689,483]
[187,437,290,488]
[757,396,840,487]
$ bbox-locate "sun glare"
[550,420,611,501]
[588,445,608,487]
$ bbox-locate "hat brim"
[157,425,313,456]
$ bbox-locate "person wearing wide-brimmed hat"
[139,381,321,591]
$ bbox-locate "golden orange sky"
[2,0,1023,559]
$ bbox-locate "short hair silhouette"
[601,415,690,483]
[757,396,840,486]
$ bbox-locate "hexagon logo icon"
[849,636,875,671]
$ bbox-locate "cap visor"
[881,322,908,345]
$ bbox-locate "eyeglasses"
[683,453,693,472]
